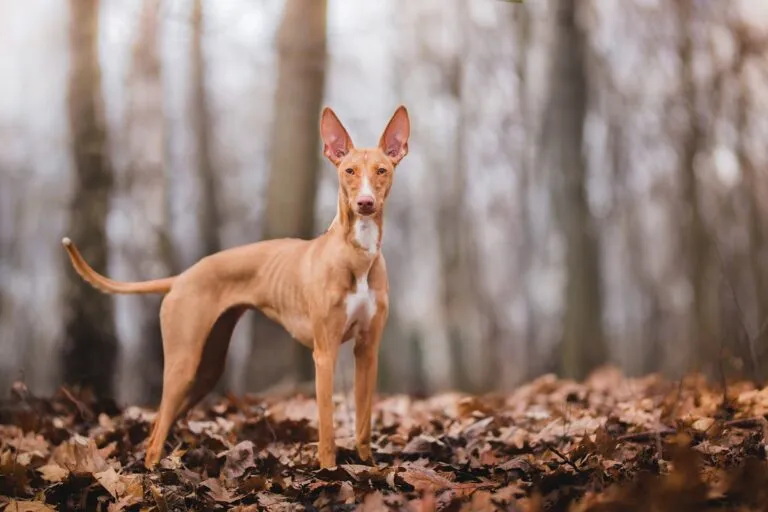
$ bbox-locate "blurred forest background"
[1,0,768,407]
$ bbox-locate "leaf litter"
[1,367,768,511]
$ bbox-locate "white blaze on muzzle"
[357,176,374,204]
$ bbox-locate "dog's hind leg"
[144,293,220,470]
[175,306,246,420]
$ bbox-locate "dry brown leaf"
[401,466,454,492]
[94,467,122,499]
[693,440,727,455]
[402,434,445,455]
[692,417,715,432]
[51,435,108,475]
[357,491,386,511]
[497,455,535,474]
[36,463,69,482]
[464,490,494,511]
[100,472,142,511]
[149,484,168,512]
[0,454,31,491]
[98,441,118,460]
[416,490,436,512]
[238,474,268,494]
[492,483,526,503]
[340,463,382,482]
[200,477,238,503]
[10,433,50,459]
[230,506,260,512]
[338,481,355,504]
[256,492,290,508]
[1,500,57,512]
[222,440,256,480]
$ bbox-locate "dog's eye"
[345,168,354,175]
[377,168,387,176]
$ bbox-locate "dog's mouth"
[356,206,376,217]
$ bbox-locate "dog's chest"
[344,272,377,339]
[355,219,379,255]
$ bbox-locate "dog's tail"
[61,237,175,295]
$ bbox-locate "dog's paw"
[357,445,377,466]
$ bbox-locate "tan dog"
[61,106,410,469]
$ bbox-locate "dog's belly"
[282,314,314,346]
[262,307,314,346]
[343,273,377,341]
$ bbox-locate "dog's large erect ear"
[378,105,410,165]
[320,107,354,165]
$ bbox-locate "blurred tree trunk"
[192,0,221,258]
[734,32,766,380]
[437,4,483,393]
[248,0,328,388]
[676,0,716,374]
[61,0,118,397]
[190,0,228,395]
[438,74,472,392]
[120,0,168,404]
[544,0,606,380]
[514,4,539,382]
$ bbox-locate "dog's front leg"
[354,312,385,464]
[312,322,341,468]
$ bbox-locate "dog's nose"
[356,195,375,211]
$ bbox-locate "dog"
[62,105,410,469]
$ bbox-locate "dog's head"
[320,106,410,217]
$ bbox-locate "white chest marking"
[354,218,379,256]
[345,272,377,335]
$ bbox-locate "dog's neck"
[328,191,383,258]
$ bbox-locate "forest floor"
[1,367,768,511]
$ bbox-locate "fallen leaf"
[401,466,454,492]
[51,435,108,475]
[94,466,122,499]
[222,440,255,480]
[493,483,526,502]
[200,477,239,503]
[402,434,446,456]
[36,463,69,483]
[357,491,386,511]
[692,417,715,432]
[340,463,382,482]
[10,433,50,459]
[1,500,56,512]
[256,492,290,508]
[230,506,260,512]
[149,484,168,512]
[338,481,355,503]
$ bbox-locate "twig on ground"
[59,386,92,421]
[724,416,768,429]
[617,429,677,443]
[543,442,583,474]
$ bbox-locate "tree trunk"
[190,0,229,396]
[437,3,477,393]
[61,0,118,397]
[191,0,221,258]
[544,0,607,380]
[734,34,766,381]
[514,4,539,382]
[120,0,167,404]
[248,0,328,388]
[675,0,716,375]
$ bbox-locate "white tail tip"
[61,237,72,247]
